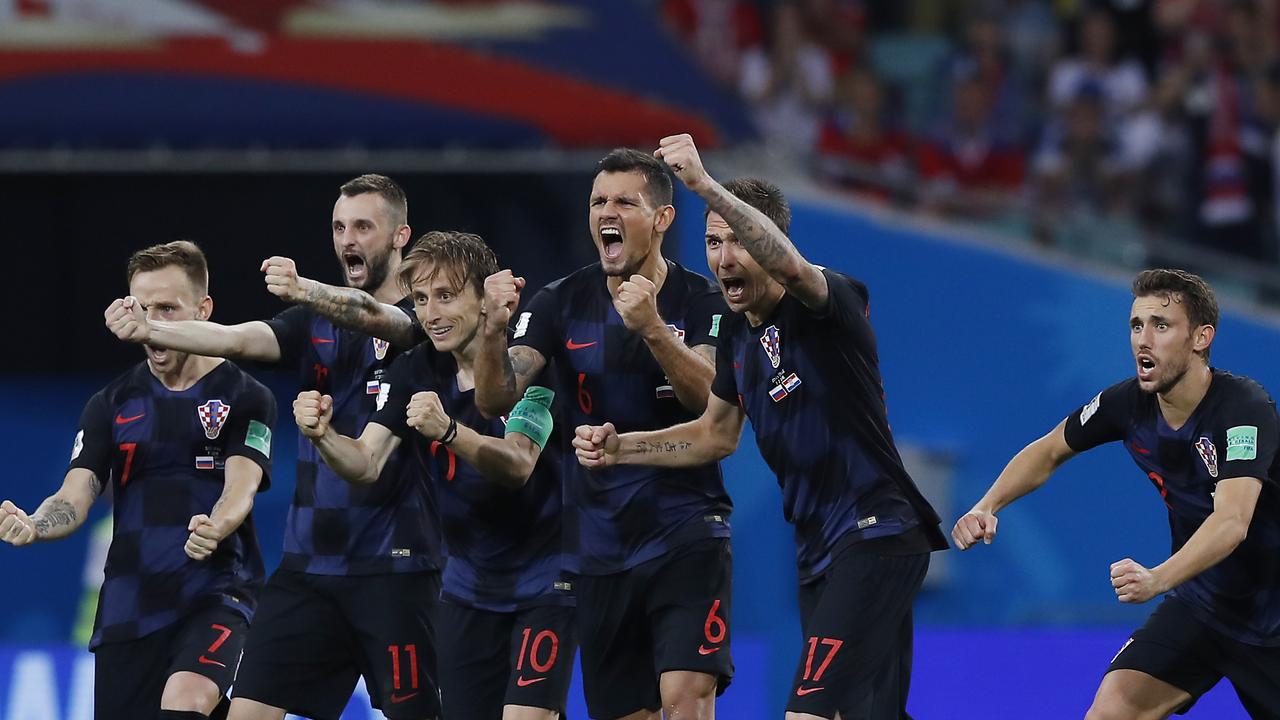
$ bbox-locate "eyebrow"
[1132,314,1173,324]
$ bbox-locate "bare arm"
[1145,477,1261,594]
[574,392,745,469]
[261,256,418,348]
[952,419,1078,549]
[656,133,829,310]
[475,343,546,419]
[613,272,717,414]
[105,297,283,362]
[446,426,542,489]
[0,469,102,545]
[313,423,401,485]
[184,456,263,561]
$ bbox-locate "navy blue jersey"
[372,345,570,612]
[1064,370,1280,645]
[513,261,732,575]
[711,269,946,582]
[266,303,441,576]
[69,361,274,649]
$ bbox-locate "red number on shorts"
[118,443,138,487]
[703,599,727,644]
[386,644,420,691]
[577,373,593,415]
[206,624,232,653]
[517,627,560,673]
[801,636,844,683]
[430,441,457,481]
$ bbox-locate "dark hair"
[340,174,408,228]
[397,231,498,297]
[1132,268,1219,358]
[596,148,674,207]
[127,240,209,296]
[711,177,792,235]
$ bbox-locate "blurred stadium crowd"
[662,0,1280,271]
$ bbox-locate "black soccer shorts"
[435,599,577,719]
[232,568,441,720]
[94,603,247,719]
[575,537,734,719]
[786,536,930,719]
[1108,595,1280,718]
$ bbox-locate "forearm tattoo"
[704,183,797,274]
[306,284,415,346]
[509,347,540,394]
[32,499,78,537]
[633,440,694,454]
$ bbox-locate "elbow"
[708,432,738,462]
[476,395,513,420]
[1223,514,1250,549]
[499,456,537,490]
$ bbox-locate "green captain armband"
[505,386,555,450]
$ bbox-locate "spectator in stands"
[917,67,1026,218]
[800,0,867,76]
[662,0,762,87]
[739,0,834,159]
[932,8,1030,145]
[815,66,913,203]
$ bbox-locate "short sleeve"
[683,284,730,349]
[371,353,418,439]
[393,299,427,348]
[1062,380,1134,453]
[710,325,739,405]
[815,269,871,328]
[1217,396,1279,483]
[510,284,561,360]
[263,306,311,368]
[223,382,277,491]
[67,392,112,484]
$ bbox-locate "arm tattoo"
[704,183,800,277]
[210,495,227,519]
[32,499,78,537]
[509,347,541,392]
[304,284,416,347]
[633,440,694,455]
[87,473,103,498]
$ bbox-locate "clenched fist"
[613,275,663,338]
[483,270,526,337]
[406,391,451,439]
[951,510,999,550]
[104,296,151,344]
[293,390,334,439]
[261,256,316,304]
[573,423,620,469]
[185,514,221,561]
[0,500,36,547]
[655,134,712,192]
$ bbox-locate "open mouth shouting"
[600,226,623,261]
[342,251,368,285]
[720,275,746,305]
[1136,353,1156,383]
[145,345,170,366]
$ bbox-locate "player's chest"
[110,396,238,477]
[735,320,817,410]
[1125,423,1223,511]
[306,332,395,403]
[559,314,690,377]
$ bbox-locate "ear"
[394,223,412,250]
[197,295,213,322]
[1193,324,1215,356]
[653,204,675,235]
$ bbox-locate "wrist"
[439,417,459,445]
[297,276,320,304]
[638,319,669,343]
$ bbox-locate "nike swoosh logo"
[197,655,226,668]
[795,686,824,696]
[565,339,597,350]
[697,645,721,655]
[115,413,145,424]
[311,337,335,344]
[390,692,419,703]
[516,676,547,687]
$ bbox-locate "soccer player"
[475,149,733,719]
[574,134,949,720]
[953,269,1280,719]
[1,241,275,720]
[295,231,575,720]
[103,175,442,720]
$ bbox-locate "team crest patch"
[372,337,389,360]
[760,325,782,369]
[197,399,231,440]
[1195,436,1218,478]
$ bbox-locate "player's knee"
[160,671,224,715]
[658,670,717,718]
[501,705,559,720]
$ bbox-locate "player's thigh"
[575,568,660,719]
[94,629,173,719]
[164,605,251,712]
[1101,598,1224,718]
[435,599,509,720]
[340,571,442,720]
[225,696,288,720]
[785,550,929,719]
[505,604,577,715]
[232,570,362,719]
[647,538,734,698]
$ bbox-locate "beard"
[341,242,394,291]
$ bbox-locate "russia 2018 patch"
[366,380,381,395]
[768,383,788,402]
[196,456,216,470]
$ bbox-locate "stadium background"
[2,1,1278,717]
